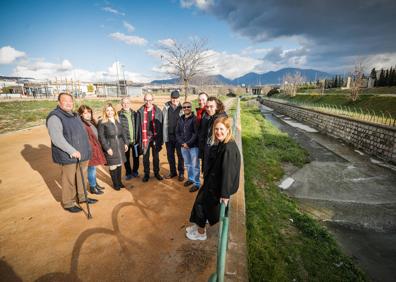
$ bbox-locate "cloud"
[192,0,396,71]
[123,21,135,32]
[180,0,213,10]
[12,59,151,83]
[0,46,26,64]
[109,32,147,46]
[158,38,176,47]
[102,6,125,16]
[149,47,262,79]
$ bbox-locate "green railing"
[208,98,240,282]
[209,202,230,282]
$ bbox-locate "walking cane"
[77,159,92,219]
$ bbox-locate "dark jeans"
[124,143,139,176]
[143,142,160,176]
[165,135,184,176]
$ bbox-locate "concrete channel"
[258,102,396,282]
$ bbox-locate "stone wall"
[260,98,396,164]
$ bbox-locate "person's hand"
[220,198,229,206]
[124,144,128,152]
[107,149,113,156]
[71,151,81,159]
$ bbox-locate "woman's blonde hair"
[211,116,234,145]
[101,103,119,123]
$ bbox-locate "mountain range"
[150,68,334,86]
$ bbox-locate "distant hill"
[150,68,334,86]
[233,68,333,85]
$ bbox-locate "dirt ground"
[0,98,220,282]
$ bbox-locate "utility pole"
[116,61,121,97]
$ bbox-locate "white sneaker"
[186,230,207,241]
[186,224,198,234]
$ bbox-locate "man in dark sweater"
[46,92,97,213]
[176,101,200,192]
[162,90,184,181]
[118,97,139,180]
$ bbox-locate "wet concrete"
[259,104,396,282]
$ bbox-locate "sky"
[0,0,395,82]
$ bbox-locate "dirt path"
[0,98,229,282]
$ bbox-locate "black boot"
[96,181,105,190]
[116,166,125,188]
[109,169,120,190]
[90,185,103,195]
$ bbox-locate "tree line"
[370,67,396,87]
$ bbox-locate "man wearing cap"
[162,90,184,181]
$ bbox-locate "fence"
[266,97,396,127]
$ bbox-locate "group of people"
[46,90,241,241]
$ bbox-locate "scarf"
[142,106,156,152]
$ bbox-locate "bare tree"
[282,72,305,97]
[350,62,365,102]
[158,37,210,101]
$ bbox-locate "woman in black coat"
[98,103,128,190]
[186,116,241,241]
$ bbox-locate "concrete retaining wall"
[260,98,396,164]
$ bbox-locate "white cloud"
[204,50,262,79]
[123,21,135,32]
[102,6,125,16]
[109,32,147,46]
[158,38,176,47]
[362,52,396,71]
[146,49,164,59]
[12,59,150,83]
[0,46,26,64]
[180,0,213,10]
[149,47,262,79]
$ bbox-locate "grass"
[241,102,367,281]
[272,93,396,116]
[0,99,119,134]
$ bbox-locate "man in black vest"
[47,92,97,213]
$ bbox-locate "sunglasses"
[182,106,191,109]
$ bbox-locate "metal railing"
[263,97,396,127]
[208,98,240,282]
[209,203,230,282]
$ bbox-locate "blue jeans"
[87,166,96,187]
[181,147,200,187]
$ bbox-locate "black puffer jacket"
[98,119,127,166]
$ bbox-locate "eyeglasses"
[144,99,153,102]
[182,106,191,109]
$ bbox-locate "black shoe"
[155,174,164,181]
[184,180,194,187]
[164,173,177,179]
[142,175,149,182]
[90,186,104,195]
[132,171,139,177]
[178,175,185,182]
[80,198,98,204]
[189,185,200,192]
[96,183,105,190]
[64,206,82,213]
